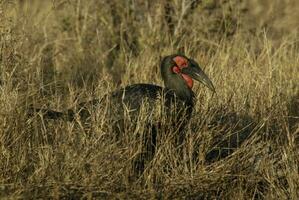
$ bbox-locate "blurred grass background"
[0,0,298,199]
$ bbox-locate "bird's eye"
[172,66,180,74]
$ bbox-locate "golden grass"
[0,0,298,199]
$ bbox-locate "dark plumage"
[31,54,215,174]
[35,54,215,122]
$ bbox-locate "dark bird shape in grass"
[30,54,216,174]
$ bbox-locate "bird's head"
[161,54,215,94]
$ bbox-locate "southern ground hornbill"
[31,54,215,174]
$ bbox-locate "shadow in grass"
[287,92,299,136]
[201,92,298,163]
[204,110,256,163]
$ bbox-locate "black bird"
[31,54,215,173]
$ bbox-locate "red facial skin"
[172,56,194,89]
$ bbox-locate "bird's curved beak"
[181,65,216,92]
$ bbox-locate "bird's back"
[108,84,193,121]
[75,83,194,125]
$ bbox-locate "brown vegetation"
[0,0,298,199]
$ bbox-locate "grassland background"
[0,0,298,199]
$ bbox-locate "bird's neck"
[164,79,195,104]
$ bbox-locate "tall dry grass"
[0,0,298,199]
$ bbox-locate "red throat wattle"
[172,56,194,89]
[181,74,193,88]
